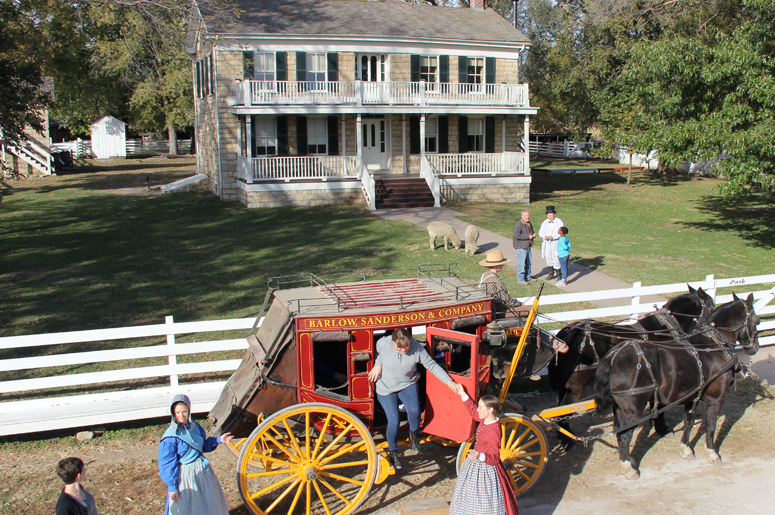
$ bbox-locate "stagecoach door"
[422,327,486,442]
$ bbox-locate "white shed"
[90,115,127,158]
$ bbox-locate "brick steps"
[375,178,435,209]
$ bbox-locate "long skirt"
[166,458,229,515]
[449,458,504,515]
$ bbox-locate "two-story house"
[185,0,537,209]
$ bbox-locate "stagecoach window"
[313,340,349,397]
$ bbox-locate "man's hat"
[479,250,511,267]
[545,205,556,214]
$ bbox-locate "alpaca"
[427,222,462,251]
[464,225,479,255]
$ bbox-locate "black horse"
[594,293,760,479]
[548,286,715,445]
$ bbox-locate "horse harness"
[609,323,740,435]
[571,309,682,372]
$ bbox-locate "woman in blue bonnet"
[158,394,233,515]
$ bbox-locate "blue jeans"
[516,248,531,281]
[376,382,421,451]
[559,256,569,281]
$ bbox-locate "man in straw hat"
[538,206,564,280]
[478,250,523,316]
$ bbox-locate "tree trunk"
[168,123,178,155]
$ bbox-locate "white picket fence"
[1,274,773,437]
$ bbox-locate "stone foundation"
[238,184,366,208]
[440,180,530,204]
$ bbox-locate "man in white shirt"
[538,205,564,280]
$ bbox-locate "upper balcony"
[234,80,530,109]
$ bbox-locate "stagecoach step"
[375,177,435,209]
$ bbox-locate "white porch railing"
[357,159,376,211]
[420,157,441,207]
[237,80,530,108]
[427,152,528,176]
[0,274,773,436]
[240,155,359,182]
[0,274,772,437]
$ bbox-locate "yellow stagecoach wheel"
[237,403,378,515]
[226,414,267,468]
[456,413,548,496]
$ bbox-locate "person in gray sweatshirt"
[368,328,459,470]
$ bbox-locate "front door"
[362,118,387,171]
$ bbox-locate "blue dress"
[158,422,229,515]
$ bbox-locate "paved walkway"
[375,206,651,308]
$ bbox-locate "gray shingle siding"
[199,0,529,44]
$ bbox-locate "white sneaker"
[556,280,567,286]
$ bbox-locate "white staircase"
[2,136,55,175]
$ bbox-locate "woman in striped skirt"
[158,394,232,515]
[449,389,519,515]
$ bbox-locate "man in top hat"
[538,206,564,280]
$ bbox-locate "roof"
[198,0,530,45]
[90,115,126,126]
[274,276,490,317]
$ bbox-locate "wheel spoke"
[305,412,311,459]
[511,436,538,454]
[262,430,302,463]
[319,477,353,505]
[245,468,295,479]
[321,459,371,470]
[511,459,541,469]
[320,440,365,466]
[317,422,357,462]
[305,481,311,514]
[513,467,531,481]
[283,418,304,458]
[250,472,299,500]
[265,477,303,514]
[287,481,305,515]
[312,413,334,460]
[511,450,542,459]
[312,479,333,515]
[320,471,366,486]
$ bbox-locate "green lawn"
[453,164,775,286]
[2,158,772,352]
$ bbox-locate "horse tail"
[594,352,614,415]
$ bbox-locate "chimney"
[471,0,484,11]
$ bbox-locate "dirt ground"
[1,378,773,515]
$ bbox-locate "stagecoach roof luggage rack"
[268,264,488,315]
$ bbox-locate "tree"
[0,0,51,145]
[593,0,775,193]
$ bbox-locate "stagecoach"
[208,265,594,515]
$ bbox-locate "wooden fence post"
[166,316,178,387]
[705,274,716,303]
[630,281,642,322]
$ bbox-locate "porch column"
[502,115,506,152]
[245,115,253,183]
[356,114,363,173]
[402,114,407,174]
[524,115,530,175]
[420,114,426,164]
[341,114,346,157]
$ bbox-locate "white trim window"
[467,57,484,91]
[254,117,277,156]
[425,117,438,153]
[254,52,275,82]
[308,117,327,155]
[421,56,438,91]
[307,53,326,85]
[468,117,484,153]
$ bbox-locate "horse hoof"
[625,468,640,480]
[706,448,721,464]
[680,443,695,459]
[620,460,639,479]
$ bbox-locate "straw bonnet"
[479,250,511,267]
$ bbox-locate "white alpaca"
[464,225,479,255]
[427,222,462,251]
